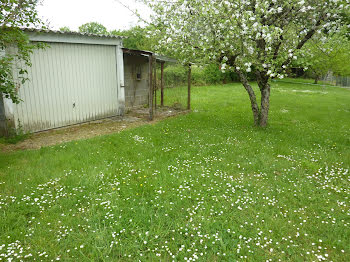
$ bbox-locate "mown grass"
[276,77,334,86]
[0,80,349,261]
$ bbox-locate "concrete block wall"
[123,54,149,108]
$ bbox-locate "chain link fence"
[322,72,350,87]
[152,62,190,115]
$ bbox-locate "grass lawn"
[0,80,349,261]
[274,77,335,86]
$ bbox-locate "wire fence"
[152,63,190,115]
[321,73,350,88]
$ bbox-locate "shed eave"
[122,48,177,63]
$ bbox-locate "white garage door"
[13,42,119,132]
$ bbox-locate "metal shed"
[0,29,125,134]
[0,30,180,135]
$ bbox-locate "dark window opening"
[136,65,142,80]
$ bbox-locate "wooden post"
[148,54,154,121]
[154,60,157,110]
[160,62,164,107]
[187,63,191,110]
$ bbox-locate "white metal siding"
[13,42,119,132]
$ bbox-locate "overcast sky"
[37,0,150,31]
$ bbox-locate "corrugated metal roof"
[22,29,177,62]
[23,28,124,39]
[155,54,178,63]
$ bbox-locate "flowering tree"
[142,0,349,126]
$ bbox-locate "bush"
[162,64,241,87]
[163,65,187,87]
[0,125,29,144]
[191,66,206,85]
[202,64,224,84]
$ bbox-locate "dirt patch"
[1,107,188,152]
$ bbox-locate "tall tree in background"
[0,0,45,103]
[110,25,154,51]
[59,26,71,32]
[300,31,350,83]
[143,0,349,127]
[76,23,156,51]
[79,22,108,35]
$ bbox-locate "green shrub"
[0,121,30,144]
[162,64,241,87]
[163,65,187,87]
[0,129,29,144]
[191,66,206,85]
[203,64,224,84]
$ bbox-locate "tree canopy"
[143,0,350,126]
[59,26,71,33]
[110,25,154,50]
[300,31,350,83]
[0,0,45,104]
[78,22,109,35]
[75,22,156,51]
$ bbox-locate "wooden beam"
[148,54,154,121]
[154,60,157,110]
[187,63,191,110]
[0,96,9,136]
[122,48,153,56]
[161,62,164,107]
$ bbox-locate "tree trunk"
[256,71,271,127]
[314,75,319,84]
[259,83,271,127]
[236,69,260,126]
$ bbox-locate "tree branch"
[236,69,260,125]
[280,17,325,70]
